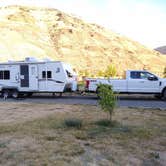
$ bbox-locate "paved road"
[1,94,166,110]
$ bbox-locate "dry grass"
[0,102,165,165]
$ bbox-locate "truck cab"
[125,70,162,93]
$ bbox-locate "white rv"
[0,57,77,98]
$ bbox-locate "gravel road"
[0,94,165,110]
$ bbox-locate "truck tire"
[2,89,10,99]
[154,94,162,99]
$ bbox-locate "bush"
[97,84,117,122]
[64,118,82,129]
[163,67,166,78]
[104,65,117,77]
[95,119,118,127]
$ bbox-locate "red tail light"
[85,80,90,88]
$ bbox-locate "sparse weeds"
[64,118,82,129]
[74,131,88,140]
[0,125,19,134]
[95,119,118,127]
[0,142,7,148]
[131,127,153,139]
[0,105,165,165]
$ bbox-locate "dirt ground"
[0,102,165,166]
[0,102,74,124]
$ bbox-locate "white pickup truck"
[85,70,166,99]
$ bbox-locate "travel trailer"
[0,57,77,98]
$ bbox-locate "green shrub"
[64,118,82,129]
[95,119,118,127]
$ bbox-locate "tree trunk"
[109,109,113,122]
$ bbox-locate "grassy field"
[0,102,165,166]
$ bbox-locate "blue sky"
[0,0,166,48]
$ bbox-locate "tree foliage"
[97,84,117,121]
[104,65,117,77]
[163,67,166,78]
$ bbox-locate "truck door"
[128,71,160,93]
[29,64,38,90]
[20,65,29,88]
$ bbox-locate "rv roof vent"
[8,60,15,63]
[43,58,51,62]
[25,57,38,62]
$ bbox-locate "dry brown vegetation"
[0,102,165,165]
[0,5,165,76]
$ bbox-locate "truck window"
[140,72,158,80]
[131,71,157,80]
[140,72,148,79]
[130,71,141,79]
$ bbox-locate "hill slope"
[155,46,166,55]
[0,5,165,76]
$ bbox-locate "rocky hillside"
[0,5,166,76]
[155,46,166,55]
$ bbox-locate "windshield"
[130,71,158,79]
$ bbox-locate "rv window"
[4,71,10,80]
[0,71,3,79]
[0,70,10,80]
[42,71,46,78]
[42,71,52,78]
[47,71,52,78]
[66,70,73,78]
[56,67,60,73]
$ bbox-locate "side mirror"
[148,76,158,81]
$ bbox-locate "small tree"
[163,67,166,78]
[104,65,117,78]
[97,84,117,122]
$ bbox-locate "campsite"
[0,101,166,165]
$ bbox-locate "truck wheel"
[154,94,162,99]
[163,89,166,100]
[11,89,19,99]
[2,89,10,99]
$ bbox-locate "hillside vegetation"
[0,5,166,76]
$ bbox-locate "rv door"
[20,65,29,88]
[29,64,38,90]
[20,65,38,91]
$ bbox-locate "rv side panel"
[0,64,19,90]
[38,62,66,92]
